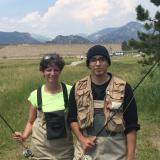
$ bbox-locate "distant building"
[113,51,124,56]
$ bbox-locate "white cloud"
[20,11,41,23]
[70,0,110,24]
[0,0,157,37]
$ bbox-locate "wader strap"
[61,82,68,108]
[37,86,42,111]
[37,83,68,111]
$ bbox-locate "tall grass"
[0,61,40,156]
[0,56,159,159]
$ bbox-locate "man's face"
[89,55,108,76]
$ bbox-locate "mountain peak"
[88,21,144,43]
[47,35,92,44]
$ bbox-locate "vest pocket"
[105,111,124,132]
[44,111,67,140]
[78,106,92,129]
[78,107,88,123]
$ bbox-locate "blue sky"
[0,0,56,18]
[0,0,159,38]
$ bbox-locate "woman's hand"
[13,132,26,143]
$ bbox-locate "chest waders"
[30,82,74,160]
[74,100,127,160]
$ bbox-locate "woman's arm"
[14,105,37,142]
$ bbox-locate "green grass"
[0,45,6,49]
[0,55,159,159]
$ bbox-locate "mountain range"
[0,31,40,44]
[0,21,145,44]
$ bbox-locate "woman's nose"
[50,70,56,75]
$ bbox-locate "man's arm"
[68,85,95,151]
[127,130,137,160]
[123,83,140,160]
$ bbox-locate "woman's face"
[42,63,61,84]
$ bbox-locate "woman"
[14,53,74,160]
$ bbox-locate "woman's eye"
[46,69,52,72]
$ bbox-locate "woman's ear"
[40,70,45,77]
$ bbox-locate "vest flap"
[110,102,122,110]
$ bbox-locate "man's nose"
[95,59,101,65]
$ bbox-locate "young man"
[68,45,140,160]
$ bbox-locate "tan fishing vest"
[75,75,126,132]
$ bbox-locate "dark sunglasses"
[43,55,54,60]
[90,56,106,63]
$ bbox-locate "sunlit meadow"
[0,55,159,159]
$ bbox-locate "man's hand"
[79,136,96,152]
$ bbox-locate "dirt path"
[70,60,84,66]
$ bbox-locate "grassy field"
[0,55,160,159]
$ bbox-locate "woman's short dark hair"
[39,53,65,72]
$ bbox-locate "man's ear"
[106,61,110,68]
